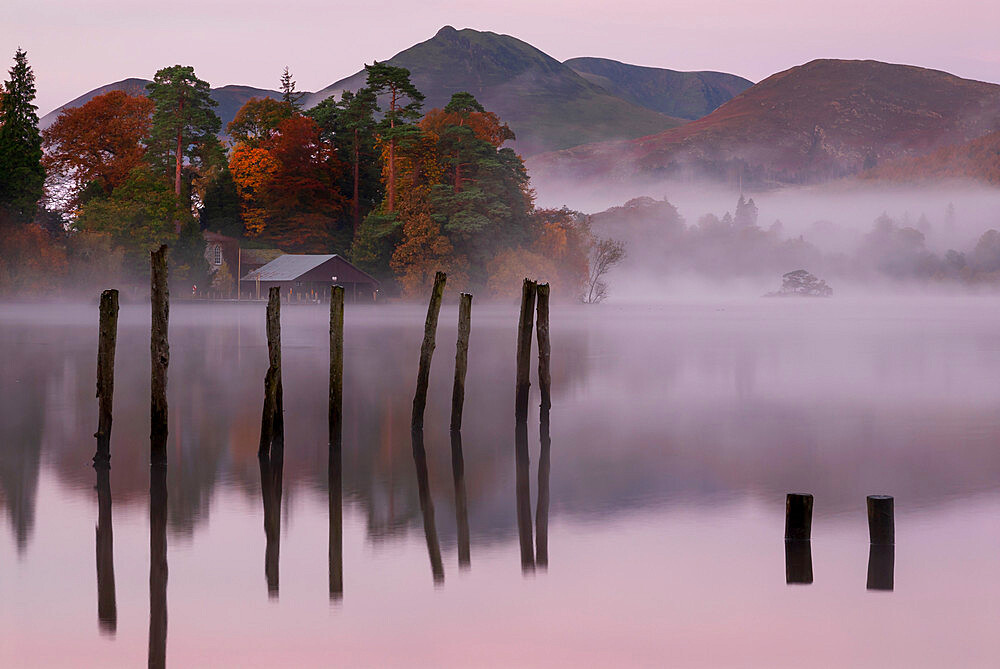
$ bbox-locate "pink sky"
[6,0,1000,116]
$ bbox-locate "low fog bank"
[538,177,1000,301]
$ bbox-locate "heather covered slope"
[529,59,1000,187]
[302,26,687,156]
[564,57,753,119]
[860,130,1000,186]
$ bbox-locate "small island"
[766,269,833,297]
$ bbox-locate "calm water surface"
[1,298,1000,667]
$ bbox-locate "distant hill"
[563,57,752,120]
[529,59,1000,187]
[301,26,687,156]
[39,79,286,133]
[860,130,1000,186]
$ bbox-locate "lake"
[1,297,999,667]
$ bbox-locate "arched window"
[213,245,223,266]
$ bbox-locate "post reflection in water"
[411,428,444,584]
[94,463,117,634]
[867,544,895,591]
[515,420,535,573]
[450,430,471,569]
[329,439,343,601]
[535,408,551,569]
[784,541,813,585]
[148,462,167,669]
[259,445,284,598]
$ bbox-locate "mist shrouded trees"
[0,48,45,226]
[7,57,604,299]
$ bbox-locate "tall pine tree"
[0,48,45,226]
[146,65,220,229]
[364,62,424,213]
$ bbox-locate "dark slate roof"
[241,254,336,281]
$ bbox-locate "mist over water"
[2,298,1000,665]
[532,176,1000,300]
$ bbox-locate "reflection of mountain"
[10,302,1000,557]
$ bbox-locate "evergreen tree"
[279,67,303,109]
[199,168,244,237]
[308,88,380,231]
[364,62,424,213]
[0,48,45,225]
[146,65,221,227]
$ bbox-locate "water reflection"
[535,408,551,569]
[148,464,167,669]
[867,544,895,591]
[784,541,813,585]
[515,420,535,573]
[94,463,117,634]
[329,440,343,600]
[411,428,444,584]
[259,445,284,598]
[450,430,471,569]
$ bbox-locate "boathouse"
[240,254,380,302]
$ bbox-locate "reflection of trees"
[0,325,49,552]
[18,301,1000,555]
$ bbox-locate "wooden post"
[148,464,167,669]
[450,293,472,432]
[412,428,444,583]
[94,289,119,464]
[867,495,894,545]
[150,246,169,465]
[412,271,447,431]
[866,544,894,591]
[515,279,537,422]
[95,463,117,633]
[784,539,813,584]
[450,430,471,569]
[258,287,283,457]
[329,285,344,447]
[784,493,813,541]
[535,283,551,414]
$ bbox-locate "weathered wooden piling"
[866,544,894,591]
[412,428,445,583]
[412,271,447,431]
[148,464,168,669]
[867,495,894,545]
[535,283,551,414]
[784,493,813,541]
[515,279,537,422]
[95,463,117,633]
[150,245,169,465]
[450,293,473,432]
[258,287,283,457]
[329,285,344,447]
[94,289,119,463]
[450,430,471,569]
[784,539,813,585]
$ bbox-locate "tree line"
[0,49,619,300]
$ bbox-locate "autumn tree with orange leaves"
[42,90,154,208]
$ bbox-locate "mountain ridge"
[528,58,1000,187]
